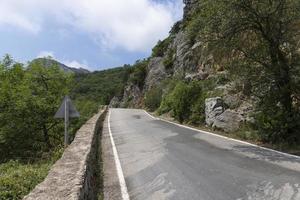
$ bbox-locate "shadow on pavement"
[233,145,300,163]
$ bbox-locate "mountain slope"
[113,0,300,151]
[30,58,90,74]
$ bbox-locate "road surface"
[106,108,300,200]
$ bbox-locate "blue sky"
[0,0,183,71]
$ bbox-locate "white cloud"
[37,51,55,58]
[0,0,183,52]
[62,60,91,70]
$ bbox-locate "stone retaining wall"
[24,107,107,200]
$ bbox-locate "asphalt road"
[108,108,300,200]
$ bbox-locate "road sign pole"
[54,95,80,147]
[64,99,69,147]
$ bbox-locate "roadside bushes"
[254,97,300,145]
[158,81,207,124]
[145,87,163,112]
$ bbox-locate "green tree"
[0,56,72,161]
[190,0,300,143]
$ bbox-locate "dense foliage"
[70,65,131,137]
[144,87,163,112]
[128,60,148,89]
[157,79,217,125]
[0,55,129,199]
[181,0,300,144]
[151,37,173,57]
[72,66,130,105]
[0,55,72,162]
[0,55,72,199]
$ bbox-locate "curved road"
[107,108,300,200]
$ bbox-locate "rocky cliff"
[112,0,254,133]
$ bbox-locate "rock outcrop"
[205,97,226,126]
[212,110,244,132]
[183,0,199,18]
[145,57,169,90]
[120,84,143,108]
[205,96,253,132]
[118,0,255,134]
[109,96,121,108]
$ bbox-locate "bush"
[129,60,148,88]
[189,94,207,125]
[158,81,204,123]
[255,106,300,145]
[169,82,191,123]
[152,37,173,57]
[145,87,163,112]
[163,49,175,70]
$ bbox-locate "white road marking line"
[108,110,130,200]
[143,110,157,120]
[144,110,300,160]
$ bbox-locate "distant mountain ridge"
[30,58,90,74]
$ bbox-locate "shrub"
[189,94,207,125]
[169,21,182,35]
[163,49,175,70]
[145,87,163,112]
[158,81,204,123]
[152,37,172,57]
[255,106,300,145]
[129,60,148,88]
[170,82,192,123]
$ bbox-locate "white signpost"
[54,96,80,146]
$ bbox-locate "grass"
[0,108,106,200]
[0,148,63,200]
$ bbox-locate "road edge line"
[144,110,300,160]
[108,110,130,200]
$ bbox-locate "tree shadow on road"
[233,145,300,164]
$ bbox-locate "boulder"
[205,97,226,126]
[213,110,244,132]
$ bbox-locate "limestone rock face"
[205,97,226,126]
[185,71,209,81]
[183,0,199,18]
[120,84,143,108]
[173,31,191,75]
[109,96,121,108]
[213,110,244,132]
[145,57,168,90]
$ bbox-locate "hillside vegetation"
[116,0,300,152]
[0,55,130,199]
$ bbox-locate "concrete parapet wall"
[24,107,107,200]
